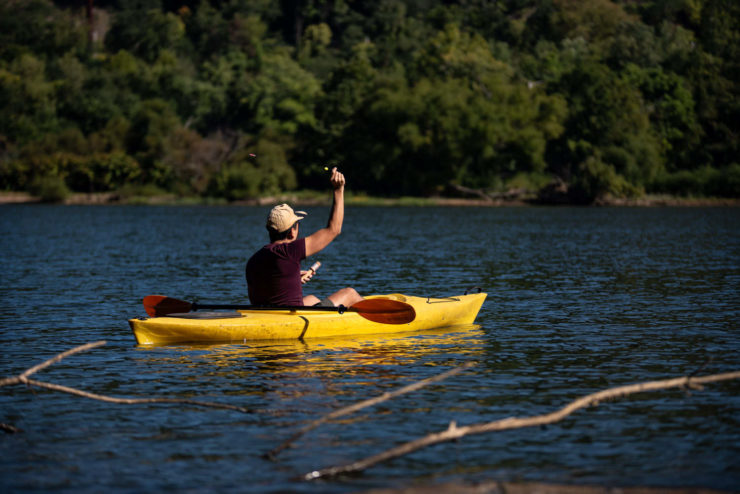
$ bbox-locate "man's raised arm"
[305,167,345,257]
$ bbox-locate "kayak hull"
[129,293,486,345]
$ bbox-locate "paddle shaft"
[143,295,416,324]
[192,303,348,313]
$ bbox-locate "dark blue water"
[1,204,738,493]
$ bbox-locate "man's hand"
[300,261,321,284]
[330,167,345,190]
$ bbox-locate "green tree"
[623,64,699,170]
[125,98,181,188]
[688,0,740,168]
[105,2,187,63]
[547,60,663,197]
[206,133,297,200]
[244,50,321,136]
[0,54,58,144]
[0,0,87,62]
[0,0,737,201]
[330,24,566,195]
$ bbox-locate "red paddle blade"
[352,299,416,325]
[143,295,193,317]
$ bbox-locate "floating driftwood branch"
[17,377,251,412]
[303,370,740,480]
[0,341,251,427]
[0,341,107,387]
[1,423,21,433]
[266,362,476,459]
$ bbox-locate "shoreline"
[1,191,738,207]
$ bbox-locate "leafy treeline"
[1,0,738,203]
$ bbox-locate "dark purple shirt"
[246,238,306,306]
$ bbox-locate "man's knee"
[340,287,362,301]
[329,287,363,306]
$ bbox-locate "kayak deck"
[129,293,486,345]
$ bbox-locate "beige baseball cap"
[266,204,307,232]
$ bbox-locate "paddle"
[142,295,416,325]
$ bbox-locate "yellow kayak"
[129,292,487,345]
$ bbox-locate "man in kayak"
[246,167,364,308]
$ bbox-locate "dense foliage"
[1,0,738,203]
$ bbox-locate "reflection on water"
[140,324,484,365]
[0,205,738,493]
[133,326,485,406]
